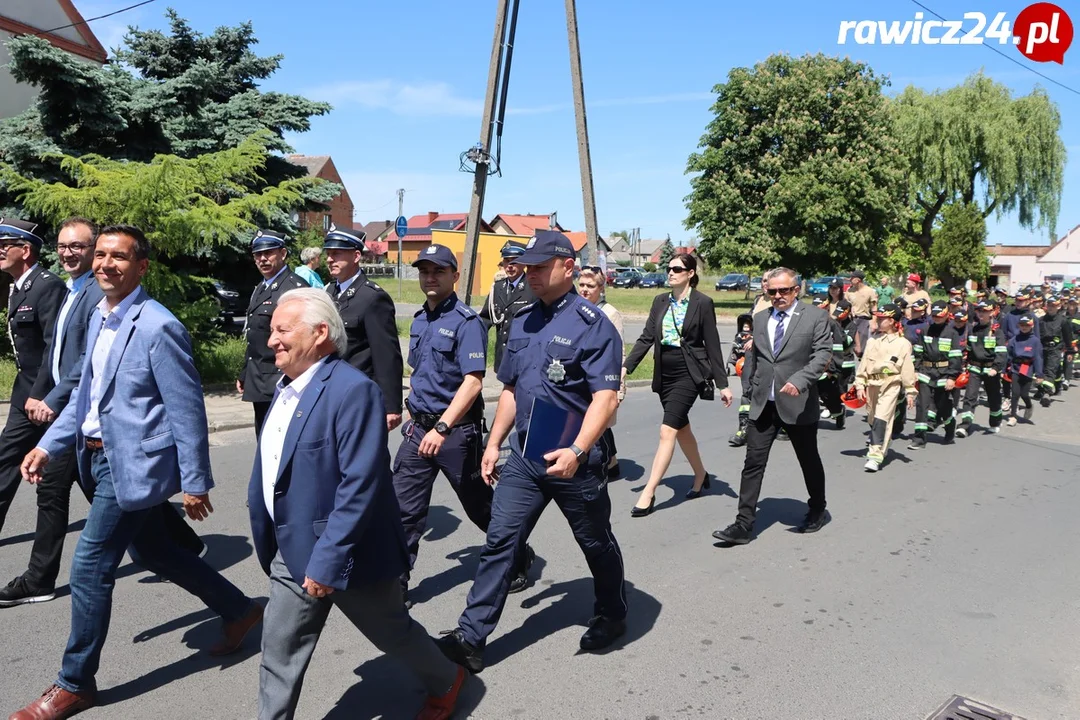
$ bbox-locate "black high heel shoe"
[630,496,655,517]
[685,472,713,499]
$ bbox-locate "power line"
[908,0,1080,96]
[35,0,157,37]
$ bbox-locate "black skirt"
[658,344,698,429]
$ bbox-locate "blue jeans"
[57,449,252,693]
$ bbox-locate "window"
[322,214,331,231]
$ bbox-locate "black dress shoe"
[435,629,485,674]
[0,576,55,607]
[798,509,830,534]
[630,496,655,518]
[835,413,845,430]
[712,522,752,544]
[579,615,626,651]
[507,544,536,594]
[685,473,713,499]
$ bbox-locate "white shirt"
[51,272,92,384]
[261,357,327,520]
[80,289,141,439]
[766,306,791,402]
[336,269,362,295]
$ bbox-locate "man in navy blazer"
[11,226,262,720]
[249,288,464,720]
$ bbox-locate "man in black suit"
[0,218,67,537]
[479,242,533,373]
[713,267,833,544]
[323,225,404,431]
[237,230,309,434]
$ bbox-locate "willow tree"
[1,132,325,344]
[892,72,1066,261]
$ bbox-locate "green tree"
[658,236,676,267]
[929,202,990,289]
[892,72,1065,259]
[685,53,906,277]
[1,132,324,345]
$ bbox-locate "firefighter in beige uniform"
[854,303,918,473]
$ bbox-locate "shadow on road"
[420,504,462,544]
[0,518,85,549]
[615,459,645,482]
[326,654,487,720]
[483,578,661,668]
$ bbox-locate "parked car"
[749,276,762,292]
[639,272,666,289]
[715,273,750,291]
[806,275,851,296]
[612,269,643,288]
[211,280,245,331]
[605,269,617,285]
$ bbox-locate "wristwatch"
[569,444,588,463]
[434,421,451,436]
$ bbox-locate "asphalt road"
[1,385,1079,719]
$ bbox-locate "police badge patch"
[547,358,566,383]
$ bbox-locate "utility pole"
[460,0,512,305]
[396,188,405,298]
[565,0,599,264]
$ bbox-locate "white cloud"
[306,80,483,117]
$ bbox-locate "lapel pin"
[295,410,303,418]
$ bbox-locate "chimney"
[428,211,439,224]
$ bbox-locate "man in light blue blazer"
[249,288,464,720]
[10,225,263,720]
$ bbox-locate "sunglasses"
[581,265,603,274]
[766,286,799,296]
[667,266,689,273]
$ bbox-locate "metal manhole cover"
[926,695,1027,720]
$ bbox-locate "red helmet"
[735,357,745,377]
[955,371,969,388]
[841,387,865,409]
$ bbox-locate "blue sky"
[78,0,1080,246]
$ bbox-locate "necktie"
[328,282,340,300]
[773,311,786,356]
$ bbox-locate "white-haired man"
[248,288,464,719]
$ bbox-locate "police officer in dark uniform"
[479,242,534,373]
[908,300,963,449]
[323,224,404,430]
[0,219,67,532]
[237,230,308,434]
[393,245,532,607]
[436,231,626,673]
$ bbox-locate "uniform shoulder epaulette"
[454,302,479,320]
[575,299,601,325]
[365,280,389,295]
[288,274,306,288]
[514,301,537,317]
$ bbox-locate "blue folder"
[522,396,584,463]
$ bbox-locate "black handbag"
[699,379,715,401]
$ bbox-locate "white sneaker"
[955,426,968,439]
[1006,417,1017,427]
[988,426,1000,434]
[863,458,880,473]
[820,407,831,419]
[1002,399,1011,414]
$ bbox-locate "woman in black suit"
[622,254,733,516]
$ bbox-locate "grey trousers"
[259,552,458,720]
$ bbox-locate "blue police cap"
[500,242,526,260]
[323,224,366,251]
[0,218,44,249]
[515,230,576,266]
[251,229,289,253]
[412,243,457,270]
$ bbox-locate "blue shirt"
[497,291,621,439]
[294,265,324,289]
[407,293,487,414]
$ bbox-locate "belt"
[1043,338,1061,347]
[855,315,872,320]
[920,361,950,368]
[85,438,104,451]
[406,399,482,432]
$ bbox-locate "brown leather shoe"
[414,665,466,720]
[208,601,263,656]
[9,684,95,720]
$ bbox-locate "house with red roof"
[287,155,354,234]
[386,212,493,265]
[489,213,565,237]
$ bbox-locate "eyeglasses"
[57,243,91,253]
[766,286,799,296]
[667,266,689,274]
[0,241,28,249]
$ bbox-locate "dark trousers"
[599,428,618,462]
[0,405,53,533]
[1040,347,1063,394]
[392,420,491,580]
[253,401,271,437]
[957,371,1002,430]
[914,373,954,436]
[851,317,871,356]
[817,375,844,417]
[458,443,625,648]
[736,401,826,528]
[1009,374,1034,418]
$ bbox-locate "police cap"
[412,243,458,270]
[500,242,527,260]
[0,218,44,249]
[873,303,902,321]
[1046,295,1061,304]
[894,297,909,310]
[251,229,289,253]
[323,224,366,251]
[515,230,576,266]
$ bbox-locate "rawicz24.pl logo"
[837,2,1073,64]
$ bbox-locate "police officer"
[435,231,627,673]
[393,244,532,607]
[323,224,405,430]
[1036,295,1071,403]
[908,300,963,449]
[236,230,308,433]
[478,241,534,373]
[956,299,1007,437]
[0,219,67,533]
